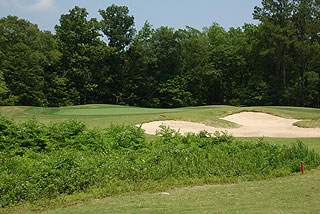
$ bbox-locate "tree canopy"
[0,1,319,108]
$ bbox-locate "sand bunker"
[141,112,320,138]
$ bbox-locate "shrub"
[0,118,50,155]
[0,117,319,207]
[47,120,87,150]
[105,124,145,150]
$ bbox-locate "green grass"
[61,169,320,214]
[244,106,320,120]
[237,137,320,154]
[53,106,187,116]
[4,169,320,214]
[1,104,320,213]
[47,169,320,214]
[0,105,188,128]
[1,105,319,129]
[294,120,320,128]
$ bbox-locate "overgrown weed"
[1,115,319,208]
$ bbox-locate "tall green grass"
[1,116,320,208]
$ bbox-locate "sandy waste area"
[140,112,320,138]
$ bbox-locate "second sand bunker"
[140,112,320,138]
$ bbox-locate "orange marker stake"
[301,161,304,174]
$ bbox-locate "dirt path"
[140,112,320,138]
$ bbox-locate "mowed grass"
[0,105,239,128]
[49,170,320,214]
[244,106,320,128]
[1,104,319,128]
[1,104,320,214]
[54,106,186,116]
[6,168,320,214]
[0,105,191,128]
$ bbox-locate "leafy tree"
[98,5,137,104]
[0,70,18,105]
[178,26,220,105]
[253,0,296,104]
[125,21,158,106]
[291,0,319,105]
[304,71,320,106]
[0,16,47,106]
[150,26,185,106]
[0,71,8,96]
[252,0,320,107]
[36,30,71,107]
[1,2,320,108]
[55,6,103,105]
[204,23,237,104]
[99,4,136,51]
[158,75,193,107]
[152,26,182,80]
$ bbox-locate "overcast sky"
[0,0,262,33]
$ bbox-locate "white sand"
[140,112,320,138]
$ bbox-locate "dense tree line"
[0,1,320,108]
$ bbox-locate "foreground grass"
[3,168,319,214]
[1,104,320,213]
[1,132,320,214]
[47,169,320,214]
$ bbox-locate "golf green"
[53,106,188,116]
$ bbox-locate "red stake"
[301,161,304,174]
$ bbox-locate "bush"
[105,124,145,150]
[0,117,319,207]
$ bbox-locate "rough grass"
[4,118,318,209]
[3,169,320,214]
[244,106,320,120]
[294,120,320,128]
[47,169,320,214]
[238,137,320,154]
[1,104,320,213]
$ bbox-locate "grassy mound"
[1,105,320,129]
[1,116,320,207]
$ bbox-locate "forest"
[0,0,320,108]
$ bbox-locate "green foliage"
[1,116,319,207]
[99,4,136,50]
[158,75,194,107]
[0,118,48,155]
[1,2,320,108]
[105,124,145,150]
[0,71,18,105]
[55,6,104,105]
[0,16,48,106]
[47,120,87,149]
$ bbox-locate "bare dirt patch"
[141,112,320,138]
